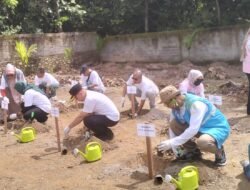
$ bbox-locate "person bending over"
[14,82,51,123]
[64,84,120,141]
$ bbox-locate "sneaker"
[215,146,227,166]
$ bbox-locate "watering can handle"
[86,142,102,150]
[180,166,199,179]
[22,127,36,136]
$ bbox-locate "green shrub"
[15,40,37,67]
[64,47,73,63]
[183,29,201,50]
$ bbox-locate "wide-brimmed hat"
[159,85,180,104]
[69,83,82,99]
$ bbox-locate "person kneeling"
[157,85,230,166]
[64,84,120,141]
[14,82,51,123]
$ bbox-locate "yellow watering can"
[165,165,199,190]
[73,142,102,162]
[14,127,36,143]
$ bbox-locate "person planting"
[157,85,230,166]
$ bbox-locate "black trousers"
[247,73,250,115]
[83,115,118,141]
[21,103,48,123]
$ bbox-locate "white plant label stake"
[137,123,155,179]
[208,95,222,105]
[51,107,59,117]
[137,123,156,137]
[51,107,61,152]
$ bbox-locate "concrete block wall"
[0,32,98,65]
[100,26,249,64]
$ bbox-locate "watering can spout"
[165,175,181,189]
[14,134,21,141]
[73,148,87,160]
[78,150,87,159]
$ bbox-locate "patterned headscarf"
[14,82,45,95]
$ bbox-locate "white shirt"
[83,90,120,121]
[126,75,159,100]
[34,73,59,87]
[24,89,52,113]
[81,70,105,92]
[169,101,208,147]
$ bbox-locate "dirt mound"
[230,117,250,134]
[216,80,247,96]
[62,131,118,154]
[205,66,228,80]
[103,77,125,87]
[139,108,168,122]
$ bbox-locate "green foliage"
[96,36,105,52]
[1,0,250,35]
[1,25,21,35]
[55,16,69,29]
[64,47,73,62]
[15,41,37,67]
[184,29,201,50]
[3,0,18,9]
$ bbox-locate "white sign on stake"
[1,101,8,110]
[208,94,222,105]
[51,107,60,117]
[127,86,137,94]
[137,123,156,137]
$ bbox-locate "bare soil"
[0,61,249,190]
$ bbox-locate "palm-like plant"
[3,0,18,9]
[15,41,37,67]
[64,47,73,63]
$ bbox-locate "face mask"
[166,99,179,108]
[194,79,203,86]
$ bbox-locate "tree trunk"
[52,0,62,32]
[215,0,221,25]
[145,0,149,32]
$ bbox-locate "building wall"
[0,32,98,66]
[100,26,249,64]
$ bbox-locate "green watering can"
[14,127,36,143]
[73,142,102,162]
[165,165,199,190]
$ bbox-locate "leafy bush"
[184,29,201,50]
[15,41,37,67]
[3,0,18,9]
[64,47,73,63]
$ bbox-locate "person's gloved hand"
[157,140,172,153]
[64,126,71,138]
[121,97,125,107]
[128,112,137,119]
